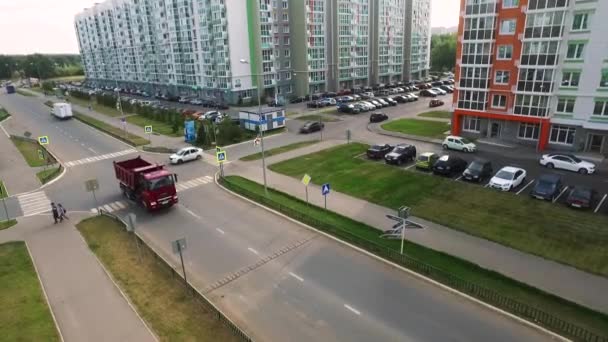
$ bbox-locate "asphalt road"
[0,92,559,340]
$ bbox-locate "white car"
[432,87,447,95]
[488,166,527,191]
[442,136,477,153]
[169,147,203,164]
[539,153,596,174]
[360,101,376,110]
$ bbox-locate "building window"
[492,94,507,108]
[495,70,510,84]
[462,116,481,132]
[593,100,608,116]
[549,125,576,145]
[284,49,290,57]
[572,13,589,31]
[566,42,585,60]
[599,69,608,88]
[518,123,540,140]
[499,19,516,35]
[282,0,288,9]
[503,0,519,8]
[556,97,576,114]
[284,37,290,45]
[497,45,513,60]
[561,71,580,87]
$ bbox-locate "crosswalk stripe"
[102,204,113,212]
[90,208,98,213]
[108,203,120,211]
[115,201,126,209]
[17,191,52,216]
[204,175,213,181]
[17,191,47,200]
[64,149,137,168]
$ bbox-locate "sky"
[0,0,461,55]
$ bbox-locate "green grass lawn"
[73,112,149,146]
[381,118,450,138]
[36,167,62,185]
[0,107,10,121]
[67,96,123,117]
[0,220,17,230]
[47,75,85,82]
[10,138,56,167]
[77,216,240,341]
[0,242,60,341]
[296,114,340,122]
[269,143,608,277]
[240,140,319,161]
[126,115,181,137]
[0,180,7,199]
[16,89,36,97]
[417,110,451,119]
[221,175,608,339]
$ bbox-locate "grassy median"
[240,140,319,161]
[73,112,150,146]
[269,143,608,277]
[221,175,608,339]
[0,242,60,341]
[36,167,62,185]
[126,114,181,137]
[417,110,451,119]
[77,216,240,341]
[0,107,10,121]
[381,118,450,138]
[10,137,56,167]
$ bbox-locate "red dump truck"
[114,156,178,210]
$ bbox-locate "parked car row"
[338,94,419,114]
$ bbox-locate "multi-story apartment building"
[76,0,431,105]
[452,0,608,155]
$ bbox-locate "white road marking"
[185,208,201,219]
[403,164,416,170]
[102,204,113,212]
[454,175,463,181]
[216,228,225,234]
[17,191,51,216]
[0,123,9,138]
[344,304,361,316]
[114,201,126,209]
[64,149,137,168]
[204,175,213,181]
[516,179,535,195]
[108,202,121,211]
[90,208,98,213]
[553,186,569,203]
[289,272,304,282]
[483,182,490,188]
[594,194,607,213]
[247,247,259,255]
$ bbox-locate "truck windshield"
[147,176,174,191]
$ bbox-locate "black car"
[382,97,398,106]
[338,103,355,113]
[433,155,467,176]
[439,85,454,93]
[366,144,393,159]
[419,89,437,97]
[462,159,493,182]
[530,174,563,201]
[393,95,409,103]
[369,112,389,123]
[384,144,417,165]
[290,96,305,103]
[300,121,324,133]
[565,186,596,209]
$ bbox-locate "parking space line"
[216,228,225,235]
[595,194,607,214]
[454,176,463,181]
[403,164,416,170]
[553,186,569,203]
[516,179,535,195]
[344,304,361,316]
[289,272,304,282]
[247,247,259,255]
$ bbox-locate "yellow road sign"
[301,174,311,186]
[216,150,227,164]
[38,136,49,145]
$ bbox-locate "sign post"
[216,150,227,177]
[301,174,311,205]
[144,125,153,144]
[346,129,351,144]
[321,183,330,209]
[258,118,268,195]
[120,117,127,139]
[124,213,142,262]
[84,179,100,214]
[37,136,49,173]
[172,238,188,284]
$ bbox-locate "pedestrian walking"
[51,203,59,224]
[58,203,68,221]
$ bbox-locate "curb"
[214,174,570,342]
[25,241,65,342]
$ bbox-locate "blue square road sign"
[322,183,331,196]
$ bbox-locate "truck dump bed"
[114,156,164,189]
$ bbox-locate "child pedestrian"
[58,203,68,221]
[51,203,59,224]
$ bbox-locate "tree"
[430,33,457,72]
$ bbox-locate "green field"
[269,143,608,277]
[221,175,608,339]
[126,115,181,137]
[417,110,451,119]
[73,112,149,146]
[240,140,319,161]
[10,138,55,167]
[296,114,340,122]
[381,118,450,138]
[77,216,240,341]
[0,242,60,341]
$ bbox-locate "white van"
[51,103,73,120]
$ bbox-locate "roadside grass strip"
[126,115,181,137]
[73,112,150,146]
[220,175,608,341]
[240,140,320,161]
[269,143,608,278]
[0,107,10,121]
[381,118,450,138]
[417,110,451,119]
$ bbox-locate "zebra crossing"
[17,191,52,217]
[89,175,214,213]
[64,149,138,168]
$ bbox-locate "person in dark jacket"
[51,203,59,224]
[57,203,68,221]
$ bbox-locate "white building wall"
[225,0,254,91]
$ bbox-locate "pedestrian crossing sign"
[38,136,49,145]
[216,150,227,163]
[145,125,153,134]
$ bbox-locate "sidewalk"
[229,142,608,314]
[0,215,155,342]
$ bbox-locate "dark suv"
[367,144,393,159]
[300,121,324,134]
[384,144,417,165]
[369,112,388,123]
[462,159,493,182]
[433,155,467,176]
[530,174,563,201]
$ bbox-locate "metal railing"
[219,177,608,342]
[98,210,253,341]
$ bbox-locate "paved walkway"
[229,139,608,314]
[0,215,155,342]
